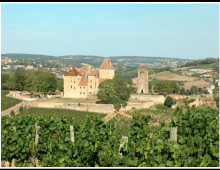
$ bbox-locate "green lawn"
[1,90,22,111]
[17,107,107,123]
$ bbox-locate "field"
[18,107,107,123]
[184,79,211,90]
[1,90,22,111]
[172,63,216,71]
[149,71,197,82]
[38,97,99,104]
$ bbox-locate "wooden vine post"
[119,136,128,158]
[170,127,177,141]
[32,126,40,167]
[70,125,74,142]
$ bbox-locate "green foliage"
[181,58,218,67]
[1,107,219,167]
[1,90,21,111]
[153,81,180,95]
[183,98,196,107]
[185,89,190,96]
[58,78,64,92]
[19,106,24,112]
[97,76,132,110]
[14,68,26,91]
[10,110,15,117]
[164,96,174,108]
[180,87,185,95]
[190,86,199,95]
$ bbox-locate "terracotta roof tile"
[79,79,88,86]
[90,70,99,78]
[139,66,148,71]
[100,58,114,69]
[78,67,86,78]
[64,67,81,76]
[99,79,106,82]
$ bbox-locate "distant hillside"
[2,53,192,68]
[2,53,56,59]
[180,57,219,67]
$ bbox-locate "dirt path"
[104,111,133,123]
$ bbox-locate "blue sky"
[1,3,219,60]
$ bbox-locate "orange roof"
[78,67,86,78]
[100,58,114,69]
[99,79,106,83]
[90,70,99,78]
[79,79,88,86]
[64,67,81,76]
[139,66,148,71]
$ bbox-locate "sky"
[1,3,219,60]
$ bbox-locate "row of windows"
[80,92,86,95]
[70,85,92,89]
[140,71,146,73]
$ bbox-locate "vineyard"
[1,106,219,167]
[1,90,22,111]
[17,108,107,123]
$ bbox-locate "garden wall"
[30,102,114,114]
[130,94,165,104]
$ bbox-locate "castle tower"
[137,66,149,94]
[99,58,115,79]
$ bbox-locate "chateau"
[63,58,115,98]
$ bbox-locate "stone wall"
[130,94,165,104]
[120,102,155,111]
[31,102,114,114]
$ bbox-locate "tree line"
[1,68,63,95]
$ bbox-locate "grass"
[149,71,197,82]
[17,107,107,123]
[172,63,216,71]
[1,90,22,111]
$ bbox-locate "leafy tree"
[185,89,190,95]
[1,74,10,90]
[164,96,173,108]
[190,86,199,95]
[58,78,64,92]
[14,68,26,91]
[97,76,132,110]
[153,81,180,95]
[180,87,185,95]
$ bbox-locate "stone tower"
[137,66,149,94]
[99,58,115,79]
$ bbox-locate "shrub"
[19,106,23,112]
[164,96,174,108]
[10,110,15,117]
[78,103,81,106]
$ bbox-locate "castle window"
[71,85,72,89]
[84,87,85,89]
[74,81,75,83]
[80,87,82,89]
[74,87,75,89]
[84,92,85,94]
[80,92,82,94]
[90,80,92,83]
[90,86,92,89]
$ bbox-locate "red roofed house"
[63,58,115,98]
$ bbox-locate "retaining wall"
[130,94,165,104]
[31,102,114,114]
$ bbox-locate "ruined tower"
[137,66,149,94]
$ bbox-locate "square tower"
[137,66,149,94]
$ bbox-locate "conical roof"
[100,58,114,69]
